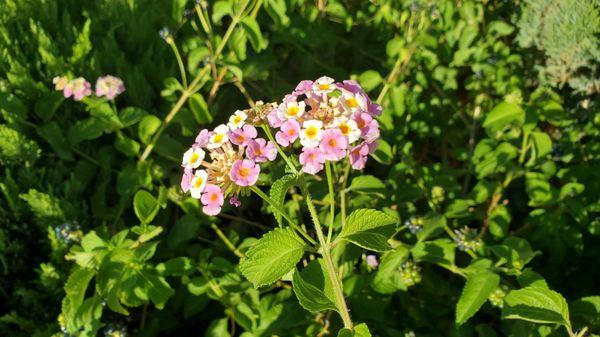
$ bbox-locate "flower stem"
[249,185,316,246]
[325,162,335,244]
[168,39,188,89]
[260,125,298,174]
[211,223,244,258]
[300,179,353,329]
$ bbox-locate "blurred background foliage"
[0,0,599,336]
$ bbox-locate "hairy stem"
[301,180,353,329]
[260,125,298,174]
[325,162,336,243]
[249,185,316,245]
[211,223,244,258]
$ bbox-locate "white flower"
[227,110,247,130]
[278,101,306,120]
[333,118,361,144]
[300,120,323,148]
[190,170,208,198]
[312,76,336,94]
[182,147,206,169]
[342,91,367,113]
[207,124,230,149]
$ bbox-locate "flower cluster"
[454,227,482,252]
[268,76,381,174]
[180,110,278,216]
[399,261,422,287]
[53,75,125,101]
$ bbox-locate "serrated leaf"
[133,189,158,224]
[239,228,307,287]
[269,174,298,226]
[338,209,398,251]
[502,286,571,328]
[456,271,500,324]
[483,102,525,133]
[292,259,338,313]
[337,323,372,337]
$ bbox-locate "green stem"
[300,180,353,329]
[260,125,298,174]
[249,185,316,246]
[211,223,244,258]
[325,162,335,243]
[168,39,188,88]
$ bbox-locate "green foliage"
[1,0,599,336]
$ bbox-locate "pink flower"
[246,138,277,162]
[293,80,314,95]
[319,129,348,161]
[53,76,68,91]
[181,167,193,192]
[229,125,257,147]
[366,255,379,268]
[200,184,224,215]
[229,159,260,186]
[95,75,125,99]
[299,147,326,175]
[275,119,300,146]
[362,119,380,143]
[349,142,370,170]
[352,112,373,130]
[194,129,211,148]
[337,80,363,94]
[267,110,283,128]
[229,196,241,207]
[368,101,382,116]
[63,77,92,101]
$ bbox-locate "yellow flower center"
[234,115,243,124]
[214,134,224,143]
[239,167,250,177]
[194,177,204,188]
[288,106,299,116]
[339,124,350,135]
[328,138,337,147]
[287,128,296,136]
[346,97,359,108]
[190,153,200,163]
[306,127,318,138]
[210,194,218,202]
[318,84,330,91]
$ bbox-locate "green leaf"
[456,271,500,324]
[292,259,338,313]
[337,323,372,337]
[36,122,74,161]
[68,117,109,145]
[0,124,41,164]
[371,139,392,164]
[338,209,398,251]
[138,267,174,309]
[188,93,213,124]
[483,102,525,133]
[19,189,64,222]
[240,17,267,51]
[34,91,64,121]
[119,107,148,127]
[115,131,140,157]
[348,175,386,197]
[358,70,382,92]
[239,228,307,287]
[502,286,571,328]
[133,189,161,225]
[445,199,475,218]
[412,238,456,267]
[372,246,410,294]
[529,131,552,162]
[269,174,298,226]
[138,115,162,144]
[570,296,600,326]
[156,257,194,276]
[63,267,95,321]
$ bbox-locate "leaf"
[269,174,298,226]
[19,189,64,222]
[338,209,398,251]
[348,175,386,197]
[358,70,382,92]
[239,228,307,287]
[529,131,552,162]
[445,199,475,218]
[372,246,409,294]
[370,139,392,164]
[188,93,213,124]
[34,91,64,121]
[570,296,600,326]
[63,267,95,320]
[138,115,161,144]
[412,238,456,267]
[240,17,267,51]
[456,271,500,324]
[502,286,571,328]
[337,323,372,337]
[115,131,140,157]
[138,267,174,309]
[36,122,74,161]
[133,189,158,225]
[119,107,148,127]
[483,102,525,133]
[68,117,110,145]
[156,257,194,276]
[292,259,338,313]
[0,124,41,164]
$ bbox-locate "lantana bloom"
[95,75,125,99]
[201,184,224,215]
[228,110,247,130]
[246,138,277,163]
[230,159,260,186]
[63,77,92,101]
[275,119,300,147]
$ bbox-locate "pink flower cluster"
[180,110,278,216]
[269,76,381,174]
[53,75,125,101]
